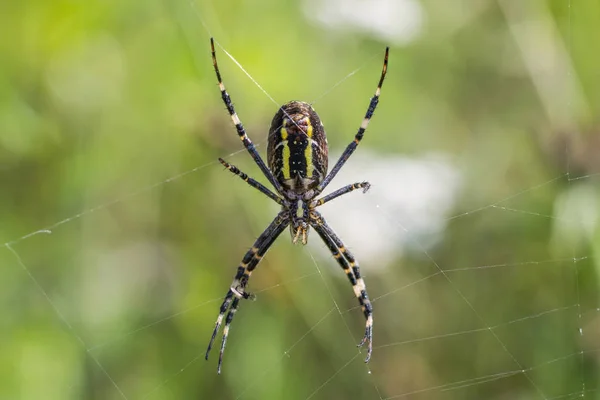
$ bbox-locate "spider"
[205,37,388,374]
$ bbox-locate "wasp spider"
[205,38,388,373]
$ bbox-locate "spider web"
[2,0,599,399]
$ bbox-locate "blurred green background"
[1,0,599,399]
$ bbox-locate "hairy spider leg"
[313,181,371,208]
[206,212,289,373]
[314,47,389,196]
[218,158,284,205]
[310,211,374,362]
[210,38,286,195]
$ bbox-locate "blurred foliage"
[1,0,600,399]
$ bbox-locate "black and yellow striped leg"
[210,38,285,194]
[218,297,239,374]
[310,211,374,362]
[218,158,284,205]
[314,47,389,196]
[205,289,234,362]
[312,181,371,208]
[206,211,289,373]
[311,220,358,287]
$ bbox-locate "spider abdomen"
[267,101,328,194]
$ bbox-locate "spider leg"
[219,158,284,205]
[206,211,289,373]
[310,210,374,362]
[312,181,371,208]
[210,38,285,194]
[218,296,239,373]
[314,47,388,196]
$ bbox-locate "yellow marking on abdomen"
[280,126,291,179]
[304,120,314,177]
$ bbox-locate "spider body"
[267,101,328,196]
[205,38,388,374]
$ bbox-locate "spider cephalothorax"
[205,37,388,374]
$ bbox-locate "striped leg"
[218,296,239,373]
[206,211,289,373]
[210,38,285,194]
[312,181,371,208]
[310,211,374,362]
[219,158,283,205]
[315,47,389,195]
